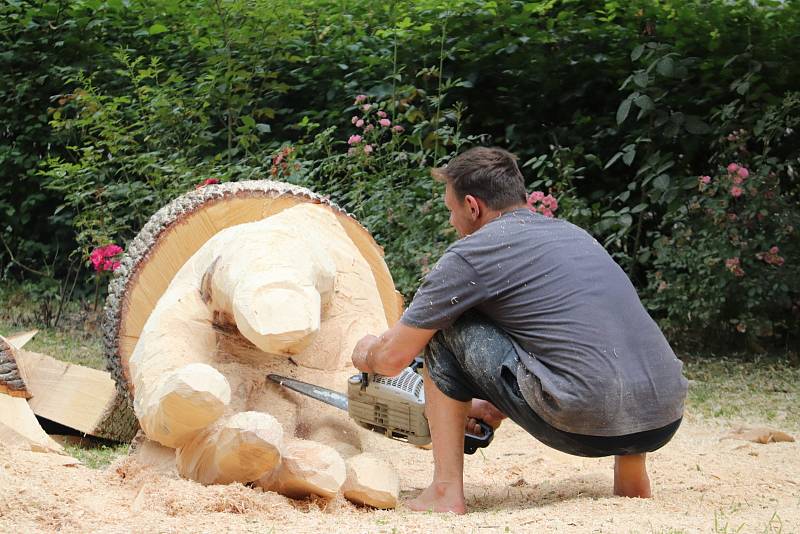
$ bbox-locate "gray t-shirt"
[401,208,687,436]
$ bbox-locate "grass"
[0,313,105,370]
[63,441,131,469]
[682,353,800,431]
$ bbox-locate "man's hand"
[350,323,436,377]
[351,334,378,372]
[466,399,507,435]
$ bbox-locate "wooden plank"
[15,350,117,438]
[5,329,39,350]
[0,393,64,453]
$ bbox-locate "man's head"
[432,147,527,236]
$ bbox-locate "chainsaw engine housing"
[347,367,431,446]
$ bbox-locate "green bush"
[646,93,800,347]
[295,87,481,297]
[2,0,799,350]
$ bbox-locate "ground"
[0,315,797,533]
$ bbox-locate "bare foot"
[406,482,467,514]
[613,453,652,498]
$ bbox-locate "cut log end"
[0,337,30,399]
[177,411,283,485]
[261,439,346,499]
[137,363,231,449]
[342,453,400,509]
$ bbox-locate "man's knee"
[434,313,497,363]
[423,332,476,402]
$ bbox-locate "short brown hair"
[432,147,527,210]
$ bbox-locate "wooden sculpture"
[103,181,403,501]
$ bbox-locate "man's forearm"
[351,322,436,376]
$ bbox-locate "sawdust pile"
[1,416,798,533]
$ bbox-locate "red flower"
[89,244,124,272]
[196,178,221,189]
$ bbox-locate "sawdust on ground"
[0,414,797,533]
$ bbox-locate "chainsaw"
[267,358,494,454]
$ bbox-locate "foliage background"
[1,0,798,351]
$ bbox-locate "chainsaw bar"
[267,374,349,411]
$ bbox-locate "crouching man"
[351,147,688,514]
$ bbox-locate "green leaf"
[656,57,675,77]
[623,149,636,166]
[631,203,648,214]
[255,123,271,133]
[633,72,648,88]
[616,98,632,125]
[148,23,168,35]
[684,116,711,135]
[653,174,670,191]
[631,44,645,61]
[634,94,655,111]
[736,81,750,95]
[604,151,623,169]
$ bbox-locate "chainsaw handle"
[406,356,494,453]
[409,355,425,374]
[464,420,494,454]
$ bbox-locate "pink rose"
[90,250,104,270]
[90,244,124,272]
[354,94,367,104]
[700,175,711,184]
[363,144,373,154]
[362,104,371,112]
[730,186,743,197]
[392,125,405,133]
[769,246,779,254]
[732,175,743,185]
[348,134,362,145]
[541,195,558,210]
[737,167,749,179]
[104,244,123,257]
[355,119,364,128]
[540,208,554,218]
[527,191,545,203]
[379,118,391,127]
[727,163,740,174]
[377,111,387,118]
[351,116,360,125]
[364,124,374,132]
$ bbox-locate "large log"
[102,181,403,443]
[103,181,403,487]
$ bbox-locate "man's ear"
[464,195,482,220]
